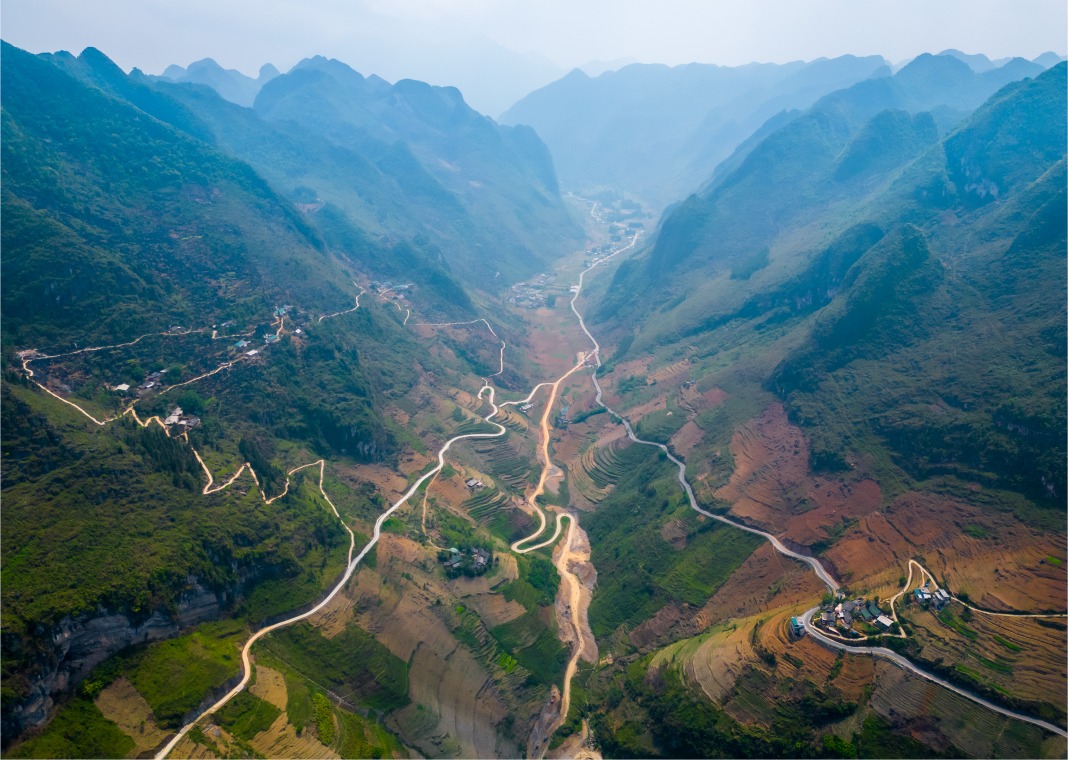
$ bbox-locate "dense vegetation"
[1,39,561,748]
[585,454,761,637]
[261,622,409,712]
[1,42,351,350]
[596,60,1067,514]
[6,698,134,759]
[145,53,582,291]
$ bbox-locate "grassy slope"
[585,453,762,637]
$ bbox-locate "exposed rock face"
[5,579,225,741]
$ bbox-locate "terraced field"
[867,664,1061,759]
[646,358,691,385]
[432,602,539,695]
[463,488,515,522]
[471,436,534,493]
[904,603,1068,722]
[569,437,655,503]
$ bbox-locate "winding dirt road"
[156,380,511,759]
[566,226,1066,741]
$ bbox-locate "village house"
[465,477,484,491]
[112,383,130,392]
[163,406,201,431]
[789,617,806,637]
[933,588,951,609]
[876,615,895,630]
[164,406,183,426]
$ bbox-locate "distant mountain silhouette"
[501,55,890,210]
[155,57,279,106]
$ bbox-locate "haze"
[3,0,1065,116]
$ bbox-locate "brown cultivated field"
[715,404,883,547]
[94,677,169,755]
[320,533,521,759]
[867,663,1066,758]
[903,601,1068,713]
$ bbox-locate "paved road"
[156,382,511,759]
[571,221,1066,741]
[799,606,1068,738]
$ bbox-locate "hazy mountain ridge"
[155,58,279,107]
[623,53,1049,293]
[249,55,580,284]
[501,55,892,209]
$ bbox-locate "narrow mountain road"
[156,380,511,759]
[568,224,1066,741]
[799,606,1068,738]
[508,230,654,756]
[411,318,507,376]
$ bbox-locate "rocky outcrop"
[5,578,226,741]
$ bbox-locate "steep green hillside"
[607,54,1050,312]
[249,56,581,286]
[32,46,478,320]
[1,42,347,349]
[597,63,1066,509]
[0,41,492,746]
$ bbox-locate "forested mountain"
[0,39,564,746]
[2,29,1064,758]
[595,61,1066,509]
[38,48,581,293]
[2,42,347,348]
[603,54,1053,310]
[245,55,580,284]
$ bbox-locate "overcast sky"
[3,0,1065,115]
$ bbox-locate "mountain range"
[502,52,1060,212]
[1,35,1065,760]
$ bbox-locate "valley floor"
[8,196,1066,760]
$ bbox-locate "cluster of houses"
[162,405,200,431]
[508,284,548,309]
[441,546,493,577]
[134,368,169,395]
[814,597,895,636]
[555,404,570,428]
[913,584,952,609]
[508,274,558,309]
